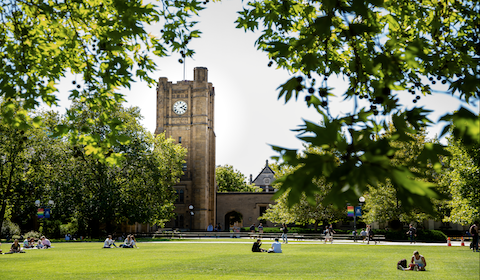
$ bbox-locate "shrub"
[60,219,79,236]
[23,230,42,239]
[1,220,20,238]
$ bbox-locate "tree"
[438,135,480,225]
[216,165,261,192]
[0,0,204,163]
[260,152,344,231]
[361,126,437,227]
[236,0,479,211]
[43,103,187,236]
[0,100,42,237]
[1,101,187,237]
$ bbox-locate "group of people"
[103,234,137,248]
[324,224,335,243]
[251,238,282,253]
[1,236,51,254]
[248,223,265,235]
[207,223,223,232]
[360,225,376,244]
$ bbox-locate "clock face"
[173,101,188,115]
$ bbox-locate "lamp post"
[353,196,365,242]
[189,204,194,231]
[35,199,54,234]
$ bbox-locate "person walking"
[406,224,417,244]
[469,221,479,252]
[366,225,376,245]
[281,223,288,244]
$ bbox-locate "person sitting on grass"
[36,239,44,249]
[119,235,133,248]
[130,235,138,248]
[23,237,33,249]
[41,236,51,248]
[5,239,25,254]
[401,251,427,271]
[29,237,36,248]
[103,235,117,248]
[267,238,282,253]
[252,239,266,252]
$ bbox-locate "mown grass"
[0,240,478,279]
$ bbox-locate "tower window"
[179,136,182,143]
[175,189,184,204]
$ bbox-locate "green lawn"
[0,240,478,279]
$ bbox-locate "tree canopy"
[0,100,187,237]
[216,165,261,192]
[260,162,344,231]
[236,0,479,212]
[439,135,480,225]
[0,0,204,163]
[1,0,478,219]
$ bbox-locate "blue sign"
[44,208,51,219]
[354,206,362,217]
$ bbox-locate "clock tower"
[155,67,216,230]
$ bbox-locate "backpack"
[397,259,407,269]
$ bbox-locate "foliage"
[260,158,344,231]
[216,164,261,192]
[236,0,479,213]
[1,100,186,237]
[371,229,447,242]
[0,219,20,237]
[41,103,187,236]
[23,230,42,239]
[0,0,205,164]
[0,99,44,237]
[439,135,480,225]
[362,126,437,225]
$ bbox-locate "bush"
[1,220,20,238]
[23,230,42,239]
[60,219,79,236]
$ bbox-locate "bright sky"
[55,1,478,180]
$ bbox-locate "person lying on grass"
[400,251,426,271]
[103,235,117,248]
[252,239,266,252]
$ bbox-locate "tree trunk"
[0,199,7,238]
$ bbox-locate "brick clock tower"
[155,67,216,230]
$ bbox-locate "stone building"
[155,67,277,231]
[155,67,216,230]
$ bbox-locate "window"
[178,136,182,143]
[175,188,184,204]
[174,214,184,228]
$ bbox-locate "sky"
[54,1,478,179]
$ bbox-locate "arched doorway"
[225,211,243,231]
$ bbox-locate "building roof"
[252,160,276,187]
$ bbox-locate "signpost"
[348,197,365,242]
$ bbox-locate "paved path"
[147,239,468,247]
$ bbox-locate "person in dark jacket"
[252,239,265,252]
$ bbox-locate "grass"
[0,240,478,279]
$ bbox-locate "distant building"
[250,160,276,192]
